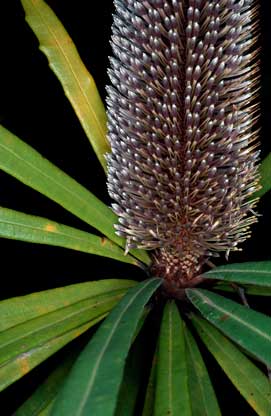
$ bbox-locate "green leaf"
[142,350,157,416]
[0,207,139,266]
[20,0,109,172]
[154,301,191,416]
[0,319,100,393]
[0,125,150,266]
[253,153,271,198]
[0,280,135,390]
[38,402,54,416]
[215,283,271,297]
[115,330,146,416]
[132,306,150,342]
[184,327,221,416]
[0,279,134,332]
[203,261,271,286]
[191,315,271,416]
[51,278,161,416]
[186,289,271,367]
[15,349,79,415]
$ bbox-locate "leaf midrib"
[0,217,111,247]
[0,293,122,353]
[207,268,271,276]
[186,339,210,416]
[77,279,154,415]
[195,291,271,342]
[1,318,103,374]
[168,304,173,413]
[199,322,271,409]
[30,0,107,142]
[0,140,110,228]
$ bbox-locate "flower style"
[106,0,261,288]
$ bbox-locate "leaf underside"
[142,349,157,416]
[191,314,271,416]
[115,329,147,416]
[215,283,271,296]
[186,289,271,367]
[203,261,271,287]
[184,327,221,416]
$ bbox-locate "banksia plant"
[1,1,271,415]
[107,0,261,290]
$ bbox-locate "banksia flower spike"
[106,0,261,290]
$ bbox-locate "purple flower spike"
[106,0,261,288]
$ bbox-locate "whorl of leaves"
[106,0,260,287]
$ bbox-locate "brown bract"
[106,0,261,289]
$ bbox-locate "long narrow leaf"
[15,350,78,416]
[154,301,191,416]
[186,289,271,366]
[0,318,101,392]
[21,0,109,172]
[142,350,157,416]
[253,153,271,198]
[115,331,146,416]
[38,403,53,416]
[0,292,126,366]
[51,278,161,416]
[0,207,139,266]
[1,279,134,332]
[215,283,271,297]
[184,327,221,416]
[0,281,135,390]
[203,261,271,286]
[0,125,150,265]
[191,314,271,416]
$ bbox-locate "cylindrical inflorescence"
[106,0,261,287]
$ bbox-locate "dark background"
[0,1,271,414]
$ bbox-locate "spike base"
[150,248,204,298]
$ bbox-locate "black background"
[1,1,271,414]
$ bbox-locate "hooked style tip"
[106,0,261,287]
